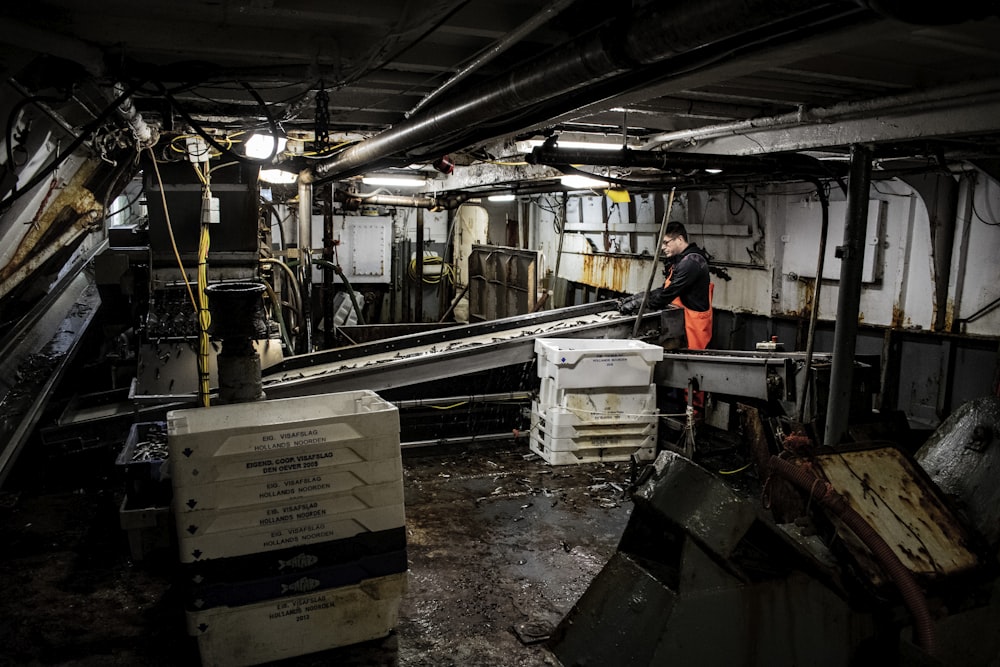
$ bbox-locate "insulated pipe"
[642,77,1000,150]
[527,146,829,176]
[824,144,873,446]
[112,82,157,149]
[311,0,854,182]
[336,191,470,211]
[768,455,937,657]
[407,0,577,118]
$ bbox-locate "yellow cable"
[429,401,469,410]
[719,462,752,475]
[197,160,212,408]
[147,147,198,314]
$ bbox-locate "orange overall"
[664,270,714,350]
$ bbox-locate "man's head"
[661,221,690,258]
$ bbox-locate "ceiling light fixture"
[488,194,516,202]
[259,169,298,184]
[245,134,287,159]
[705,168,723,174]
[361,175,427,187]
[561,174,610,189]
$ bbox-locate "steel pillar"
[824,144,873,445]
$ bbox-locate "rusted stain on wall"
[944,298,957,332]
[579,252,641,292]
[0,160,102,284]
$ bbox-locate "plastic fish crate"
[532,405,657,441]
[173,456,403,513]
[116,421,172,506]
[170,432,401,488]
[535,338,663,388]
[187,571,407,667]
[119,496,173,562]
[529,430,656,465]
[187,548,408,611]
[167,390,399,462]
[180,526,406,586]
[537,379,657,418]
[176,492,406,563]
[531,398,657,430]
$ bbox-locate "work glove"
[618,292,647,315]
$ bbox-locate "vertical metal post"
[322,183,335,349]
[552,193,568,308]
[824,144,873,446]
[415,208,424,322]
[297,178,313,352]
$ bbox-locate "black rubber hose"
[768,455,937,657]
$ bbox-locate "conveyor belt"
[261,302,682,399]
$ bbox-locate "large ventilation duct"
[310,0,869,183]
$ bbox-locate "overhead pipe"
[526,145,832,176]
[824,144,873,446]
[407,0,578,118]
[310,0,862,183]
[335,189,471,211]
[642,77,1000,150]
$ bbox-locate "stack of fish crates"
[167,390,407,667]
[530,338,664,465]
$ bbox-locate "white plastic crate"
[174,456,404,513]
[531,402,657,440]
[529,429,656,465]
[187,571,407,667]
[167,390,399,461]
[176,486,405,563]
[170,433,401,487]
[535,338,663,388]
[538,379,657,419]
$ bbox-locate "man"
[619,221,713,349]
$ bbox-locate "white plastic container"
[167,390,399,462]
[535,338,663,388]
[537,379,658,419]
[529,429,656,465]
[187,571,407,667]
[176,485,406,563]
[531,402,657,440]
[170,433,401,487]
[174,456,404,513]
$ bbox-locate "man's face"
[661,235,682,258]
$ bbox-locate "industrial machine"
[547,396,1000,667]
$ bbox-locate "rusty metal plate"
[807,445,979,582]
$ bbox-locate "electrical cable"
[146,147,198,314]
[197,160,212,408]
[154,80,280,166]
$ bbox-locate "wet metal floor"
[0,440,632,666]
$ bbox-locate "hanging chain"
[314,82,330,150]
